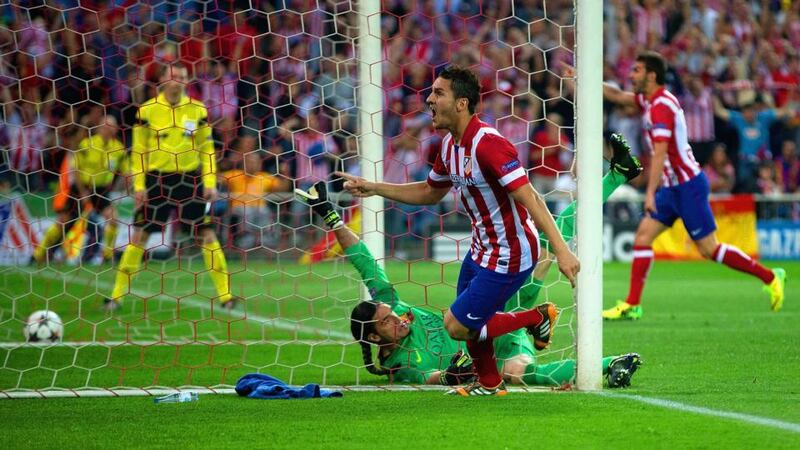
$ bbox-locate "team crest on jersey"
[463,156,472,176]
[183,119,197,136]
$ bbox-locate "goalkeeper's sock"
[480,309,543,340]
[33,223,63,262]
[521,356,616,386]
[602,169,627,202]
[102,221,118,261]
[515,277,544,309]
[539,170,625,252]
[466,338,502,388]
[202,238,232,303]
[110,244,145,300]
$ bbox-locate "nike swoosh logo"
[415,350,422,363]
[690,228,703,236]
[466,313,482,320]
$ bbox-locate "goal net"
[0,0,582,397]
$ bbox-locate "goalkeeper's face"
[371,303,410,343]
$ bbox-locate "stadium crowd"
[0,0,798,250]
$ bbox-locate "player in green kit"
[511,132,646,311]
[296,133,644,387]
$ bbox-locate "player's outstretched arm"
[562,63,634,107]
[295,182,399,306]
[603,82,636,107]
[511,183,579,287]
[711,95,731,121]
[335,171,450,205]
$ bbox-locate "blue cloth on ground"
[235,373,343,399]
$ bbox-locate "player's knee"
[443,313,470,340]
[698,245,715,260]
[501,356,530,385]
[444,320,461,340]
[695,237,718,260]
[199,228,217,244]
[633,234,652,247]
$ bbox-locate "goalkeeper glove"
[439,350,476,386]
[294,181,343,229]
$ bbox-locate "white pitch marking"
[32,271,352,340]
[0,339,351,349]
[598,392,800,434]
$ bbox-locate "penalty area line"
[597,392,800,434]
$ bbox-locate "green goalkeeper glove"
[439,351,476,386]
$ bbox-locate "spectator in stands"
[681,75,716,166]
[530,113,572,196]
[4,102,51,190]
[775,139,799,194]
[221,150,288,249]
[757,161,783,197]
[292,111,339,190]
[632,0,665,48]
[690,0,720,40]
[383,131,435,253]
[703,143,736,194]
[199,60,238,150]
[712,95,796,192]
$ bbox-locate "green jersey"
[383,306,463,383]
[345,242,535,384]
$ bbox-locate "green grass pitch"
[0,259,798,448]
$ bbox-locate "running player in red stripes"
[337,65,579,396]
[602,51,786,320]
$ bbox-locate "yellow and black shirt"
[74,134,126,189]
[131,93,217,192]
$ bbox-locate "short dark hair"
[156,62,188,80]
[636,51,667,85]
[350,301,389,376]
[438,65,480,114]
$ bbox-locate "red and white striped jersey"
[636,88,702,187]
[680,88,715,143]
[427,116,539,274]
[6,120,48,174]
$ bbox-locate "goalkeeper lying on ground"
[296,133,643,388]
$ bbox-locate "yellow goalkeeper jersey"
[131,92,217,192]
[74,134,126,189]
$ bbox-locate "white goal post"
[574,0,604,391]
